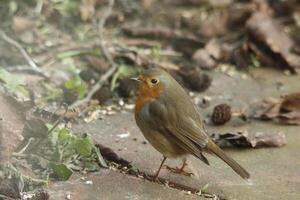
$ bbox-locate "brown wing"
[142,100,209,164]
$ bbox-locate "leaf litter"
[254,92,300,125]
[211,131,287,148]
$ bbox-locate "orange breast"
[134,85,161,118]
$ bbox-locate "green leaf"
[201,183,210,192]
[94,146,108,168]
[50,145,62,163]
[150,45,162,61]
[75,136,94,157]
[58,128,73,144]
[49,162,73,181]
[111,65,137,91]
[9,1,18,14]
[0,68,29,98]
[50,0,79,16]
[64,76,87,98]
[40,83,63,102]
[83,161,101,172]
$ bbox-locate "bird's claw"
[165,165,194,176]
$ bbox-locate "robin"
[132,67,250,180]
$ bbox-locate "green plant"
[0,68,29,98]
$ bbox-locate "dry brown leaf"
[246,12,300,72]
[279,111,300,125]
[254,92,300,125]
[12,16,33,33]
[211,131,287,148]
[80,0,96,22]
[280,92,300,112]
[199,10,229,38]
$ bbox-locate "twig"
[0,194,16,200]
[0,29,48,78]
[122,26,206,46]
[14,138,35,155]
[0,30,38,69]
[43,105,68,136]
[35,0,44,14]
[69,0,117,109]
[6,65,48,78]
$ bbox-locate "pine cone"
[211,104,232,125]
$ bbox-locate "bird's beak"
[130,77,141,82]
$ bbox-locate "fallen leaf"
[246,12,300,73]
[12,16,33,33]
[278,111,300,125]
[75,136,94,157]
[79,0,96,22]
[254,92,300,125]
[0,69,29,99]
[199,10,228,38]
[49,162,73,181]
[211,131,286,148]
[280,92,300,112]
[254,97,282,119]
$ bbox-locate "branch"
[0,194,16,200]
[0,29,48,78]
[6,65,48,78]
[69,0,117,109]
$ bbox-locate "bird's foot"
[165,165,193,176]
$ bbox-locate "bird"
[132,67,250,180]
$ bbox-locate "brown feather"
[206,140,250,179]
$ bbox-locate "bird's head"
[131,68,171,99]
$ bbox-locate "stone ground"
[48,68,300,200]
[1,67,299,200]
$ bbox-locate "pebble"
[66,193,71,200]
[117,131,131,138]
[85,180,93,185]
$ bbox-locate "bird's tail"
[206,140,250,180]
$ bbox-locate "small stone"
[117,131,130,138]
[241,74,248,79]
[226,69,236,77]
[119,99,125,106]
[85,180,93,185]
[283,70,291,76]
[66,193,71,200]
[192,49,216,69]
[124,104,135,110]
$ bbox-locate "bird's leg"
[165,158,193,176]
[153,156,167,180]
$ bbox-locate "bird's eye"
[151,78,158,84]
